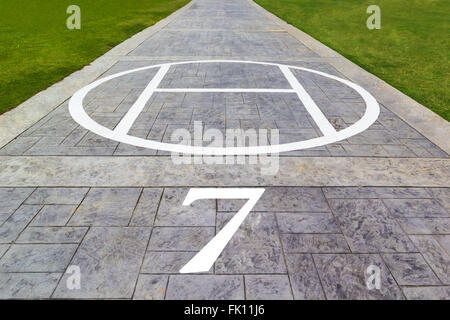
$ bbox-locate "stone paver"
[166,275,245,300]
[0,205,42,243]
[133,275,168,300]
[285,254,325,300]
[0,0,448,300]
[245,275,293,300]
[0,273,61,299]
[16,226,88,244]
[313,254,404,300]
[0,244,77,272]
[328,199,416,253]
[382,253,441,286]
[402,286,450,300]
[53,227,151,298]
[129,188,163,226]
[276,212,340,234]
[68,188,141,226]
[25,188,88,205]
[0,189,448,299]
[0,245,9,258]
[409,235,450,284]
[30,205,78,226]
[0,188,34,224]
[281,234,350,253]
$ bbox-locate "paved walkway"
[0,0,449,299]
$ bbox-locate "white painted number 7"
[179,188,265,273]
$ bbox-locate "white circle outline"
[69,60,380,155]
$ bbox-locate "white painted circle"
[69,60,380,155]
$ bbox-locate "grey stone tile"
[396,218,450,234]
[323,187,431,199]
[0,244,9,258]
[435,235,450,253]
[25,188,88,205]
[403,286,450,300]
[382,253,441,285]
[399,138,434,157]
[166,275,244,300]
[281,234,349,253]
[114,143,157,156]
[0,205,42,243]
[129,188,163,226]
[148,227,214,251]
[245,275,293,300]
[215,212,286,274]
[383,199,448,218]
[30,204,77,226]
[69,188,141,226]
[0,137,40,155]
[0,273,61,299]
[133,275,168,300]
[382,145,416,157]
[16,227,88,243]
[377,115,423,139]
[347,130,399,145]
[155,188,215,226]
[0,244,77,272]
[285,254,325,300]
[218,187,329,212]
[341,144,389,157]
[326,144,348,156]
[53,227,151,298]
[24,145,116,156]
[77,132,119,148]
[399,138,447,158]
[60,126,88,147]
[277,212,340,233]
[329,199,416,253]
[141,251,211,274]
[410,235,450,284]
[25,136,64,148]
[28,117,77,137]
[314,254,404,300]
[215,246,286,274]
[427,188,450,211]
[0,188,34,219]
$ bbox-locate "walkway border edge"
[0,0,197,149]
[249,0,450,155]
[0,156,448,187]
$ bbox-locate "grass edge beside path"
[254,0,449,121]
[0,0,190,115]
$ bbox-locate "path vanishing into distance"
[0,0,449,299]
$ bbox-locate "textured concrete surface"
[0,0,448,299]
[0,187,448,299]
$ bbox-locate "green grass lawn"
[0,0,189,115]
[255,0,449,120]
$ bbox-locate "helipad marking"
[69,60,380,155]
[279,65,336,136]
[114,64,169,135]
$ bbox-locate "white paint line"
[279,65,337,136]
[155,88,295,93]
[114,64,170,135]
